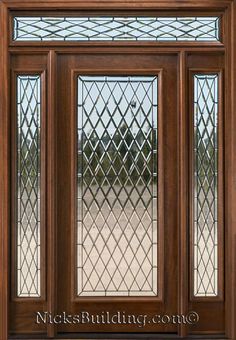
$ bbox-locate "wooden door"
[56,53,178,333]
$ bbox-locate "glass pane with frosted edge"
[77,76,158,296]
[13,16,220,42]
[193,74,219,297]
[17,75,41,297]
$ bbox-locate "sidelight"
[16,75,41,298]
[193,74,219,297]
[77,76,158,296]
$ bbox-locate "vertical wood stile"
[178,50,188,338]
[225,2,235,338]
[231,1,236,338]
[47,50,57,338]
[0,3,9,340]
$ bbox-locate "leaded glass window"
[193,74,219,297]
[77,76,158,296]
[13,16,220,42]
[16,75,41,297]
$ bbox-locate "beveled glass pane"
[16,75,41,297]
[77,76,158,296]
[13,16,220,42]
[193,74,218,297]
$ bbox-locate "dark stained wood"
[224,2,236,339]
[232,3,236,337]
[8,47,226,54]
[56,53,178,333]
[1,0,233,11]
[234,235,236,339]
[46,50,58,339]
[187,54,225,334]
[0,0,235,339]
[177,51,188,338]
[5,334,230,340]
[9,54,48,335]
[0,3,10,340]
[7,9,226,48]
[69,67,165,306]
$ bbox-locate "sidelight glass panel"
[16,75,41,297]
[77,76,158,296]
[193,74,219,297]
[13,16,220,42]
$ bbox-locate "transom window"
[13,16,220,42]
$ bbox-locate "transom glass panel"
[16,75,41,297]
[77,76,158,296]
[193,74,219,297]
[13,16,220,42]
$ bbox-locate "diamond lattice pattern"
[13,16,219,42]
[77,76,158,296]
[17,75,41,297]
[194,74,218,297]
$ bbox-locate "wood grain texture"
[56,53,178,333]
[46,50,57,339]
[177,51,188,338]
[0,0,233,11]
[233,3,236,337]
[223,1,236,339]
[9,55,48,335]
[187,54,225,335]
[0,0,235,338]
[0,3,9,340]
[229,1,236,338]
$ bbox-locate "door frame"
[0,0,236,339]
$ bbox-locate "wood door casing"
[56,53,178,333]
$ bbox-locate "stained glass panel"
[77,76,158,296]
[16,75,41,297]
[193,74,218,297]
[13,16,220,42]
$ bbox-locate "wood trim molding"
[230,1,236,339]
[70,67,165,304]
[223,1,236,339]
[0,3,9,340]
[0,0,233,11]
